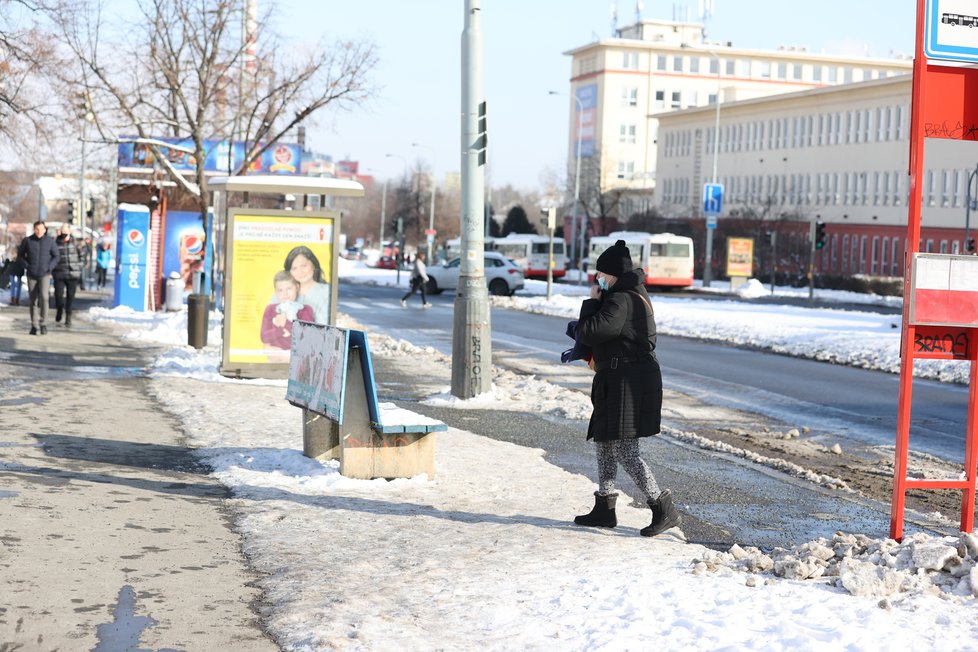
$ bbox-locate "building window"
[726,59,736,76]
[619,124,636,144]
[881,237,889,274]
[709,58,719,75]
[828,66,838,83]
[673,56,683,72]
[654,90,665,111]
[777,62,787,79]
[926,169,935,206]
[761,61,771,78]
[617,160,634,179]
[690,57,700,74]
[792,63,802,80]
[813,65,822,82]
[859,236,867,273]
[842,234,850,271]
[623,51,639,69]
[622,87,638,107]
[671,91,681,109]
[871,236,880,275]
[656,55,667,71]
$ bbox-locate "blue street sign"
[706,215,717,230]
[703,182,723,216]
[925,0,978,63]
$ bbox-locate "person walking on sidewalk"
[18,221,59,335]
[53,224,85,327]
[572,239,681,538]
[5,250,25,306]
[400,250,431,308]
[95,240,112,290]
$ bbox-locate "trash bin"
[165,272,184,312]
[187,293,210,349]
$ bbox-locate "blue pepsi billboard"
[114,205,151,311]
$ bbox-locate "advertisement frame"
[219,208,341,380]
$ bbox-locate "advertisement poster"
[162,210,212,299]
[226,213,336,365]
[286,322,349,422]
[114,204,151,311]
[117,138,301,175]
[726,237,755,278]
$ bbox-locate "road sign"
[703,183,723,216]
[706,215,717,229]
[924,0,978,62]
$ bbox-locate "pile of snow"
[702,531,978,607]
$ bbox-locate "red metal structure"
[890,0,978,541]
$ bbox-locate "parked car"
[374,255,398,269]
[425,251,525,296]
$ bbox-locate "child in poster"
[261,271,314,351]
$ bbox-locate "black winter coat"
[18,234,59,279]
[576,268,663,442]
[53,234,85,281]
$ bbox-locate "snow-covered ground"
[5,264,978,650]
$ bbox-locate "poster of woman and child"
[222,212,339,371]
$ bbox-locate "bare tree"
[0,0,63,148]
[44,0,377,224]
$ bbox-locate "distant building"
[654,74,977,277]
[558,18,913,220]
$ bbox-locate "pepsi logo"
[182,234,204,255]
[127,229,145,247]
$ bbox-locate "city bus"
[491,233,567,279]
[445,236,496,261]
[588,231,695,288]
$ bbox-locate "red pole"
[890,0,928,542]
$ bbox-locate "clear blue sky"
[276,0,916,190]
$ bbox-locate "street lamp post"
[704,49,721,287]
[549,90,584,284]
[385,153,408,278]
[411,142,437,260]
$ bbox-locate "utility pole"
[452,0,491,399]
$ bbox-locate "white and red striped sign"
[910,253,978,326]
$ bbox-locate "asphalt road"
[339,281,970,462]
[339,280,957,549]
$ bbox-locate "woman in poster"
[284,246,330,324]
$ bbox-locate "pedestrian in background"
[18,221,59,335]
[400,250,430,308]
[572,239,681,537]
[5,250,25,305]
[53,224,84,327]
[95,240,112,290]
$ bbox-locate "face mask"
[597,276,609,291]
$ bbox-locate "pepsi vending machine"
[161,210,212,304]
[114,204,151,311]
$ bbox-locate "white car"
[425,251,525,296]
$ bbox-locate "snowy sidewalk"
[93,305,978,651]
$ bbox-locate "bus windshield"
[650,243,690,257]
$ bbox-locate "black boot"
[574,492,618,528]
[55,308,62,323]
[641,490,682,537]
[65,313,72,327]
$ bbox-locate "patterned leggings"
[595,439,660,501]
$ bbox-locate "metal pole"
[79,123,88,288]
[549,90,584,283]
[452,0,491,399]
[412,143,437,260]
[703,51,721,288]
[808,219,816,303]
[379,178,387,254]
[967,164,978,252]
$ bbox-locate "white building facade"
[559,19,912,220]
[655,74,978,277]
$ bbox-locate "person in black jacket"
[53,224,85,327]
[18,221,59,335]
[572,239,681,537]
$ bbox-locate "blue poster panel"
[286,322,350,422]
[161,210,212,302]
[114,204,151,311]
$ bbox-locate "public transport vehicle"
[491,233,567,279]
[587,231,695,288]
[445,236,496,261]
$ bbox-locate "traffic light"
[66,200,76,222]
[967,238,976,254]
[815,220,827,250]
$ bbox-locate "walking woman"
[572,240,681,537]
